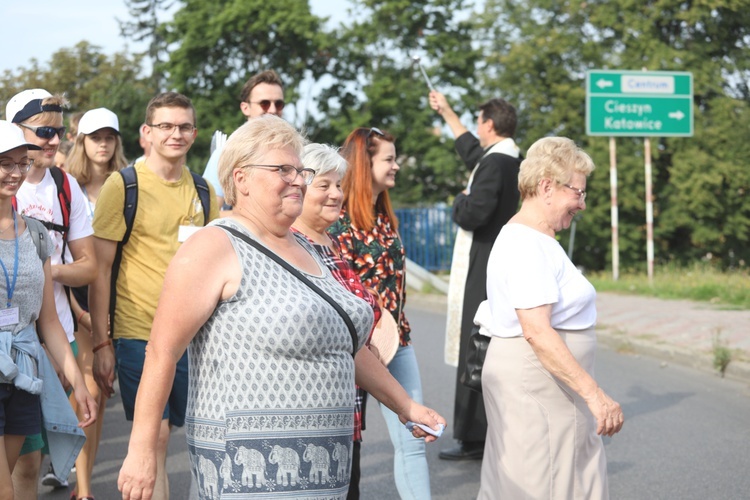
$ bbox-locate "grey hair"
[302,143,348,178]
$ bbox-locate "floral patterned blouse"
[292,229,381,443]
[329,207,412,345]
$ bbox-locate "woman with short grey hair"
[478,136,624,499]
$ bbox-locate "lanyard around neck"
[0,210,19,308]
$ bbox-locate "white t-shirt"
[480,223,596,338]
[16,168,94,341]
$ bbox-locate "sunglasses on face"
[18,123,67,140]
[250,100,285,113]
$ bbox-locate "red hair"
[341,127,399,232]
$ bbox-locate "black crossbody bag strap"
[219,225,358,357]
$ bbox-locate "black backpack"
[108,166,211,336]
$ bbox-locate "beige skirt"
[478,329,609,500]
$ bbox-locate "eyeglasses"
[562,183,587,202]
[0,159,34,174]
[148,123,196,134]
[249,100,285,113]
[18,123,66,140]
[243,164,316,185]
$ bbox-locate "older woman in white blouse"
[477,136,623,500]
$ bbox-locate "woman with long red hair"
[329,127,433,499]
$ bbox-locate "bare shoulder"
[174,226,234,264]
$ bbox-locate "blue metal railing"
[395,206,457,272]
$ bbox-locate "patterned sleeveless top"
[186,219,373,499]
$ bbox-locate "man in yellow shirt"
[90,92,218,499]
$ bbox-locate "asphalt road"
[39,303,750,499]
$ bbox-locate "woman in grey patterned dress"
[118,116,444,500]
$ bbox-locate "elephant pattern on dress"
[197,454,219,499]
[303,443,331,484]
[190,437,354,497]
[219,453,233,491]
[268,445,301,487]
[234,446,266,489]
[331,442,350,482]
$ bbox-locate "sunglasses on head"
[366,127,386,148]
[18,123,67,140]
[250,99,285,112]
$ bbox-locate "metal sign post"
[644,138,654,282]
[609,137,619,281]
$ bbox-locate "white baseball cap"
[0,120,42,154]
[78,108,120,135]
[5,88,57,123]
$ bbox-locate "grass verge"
[588,264,750,310]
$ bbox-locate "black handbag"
[460,324,490,393]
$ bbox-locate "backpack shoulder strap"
[22,215,50,263]
[49,166,72,267]
[189,171,212,226]
[49,166,72,234]
[119,166,139,245]
[108,166,139,338]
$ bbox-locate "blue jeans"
[115,338,189,426]
[378,344,431,499]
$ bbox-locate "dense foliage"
[1,0,747,272]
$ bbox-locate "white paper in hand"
[210,130,228,155]
[405,421,445,438]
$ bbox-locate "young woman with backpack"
[0,120,97,498]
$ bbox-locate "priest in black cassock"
[429,90,522,460]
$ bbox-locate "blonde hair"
[24,95,68,125]
[218,115,306,206]
[66,128,127,185]
[518,137,595,200]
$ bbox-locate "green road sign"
[586,70,693,137]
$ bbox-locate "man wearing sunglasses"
[6,88,98,498]
[202,69,285,211]
[429,90,522,462]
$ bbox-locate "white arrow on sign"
[668,110,685,120]
[596,78,614,89]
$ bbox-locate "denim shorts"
[20,339,79,456]
[115,338,188,427]
[0,383,41,436]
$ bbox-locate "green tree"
[119,0,175,90]
[0,42,155,159]
[476,0,750,271]
[315,0,482,205]
[151,0,332,170]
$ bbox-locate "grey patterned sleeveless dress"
[186,220,373,499]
